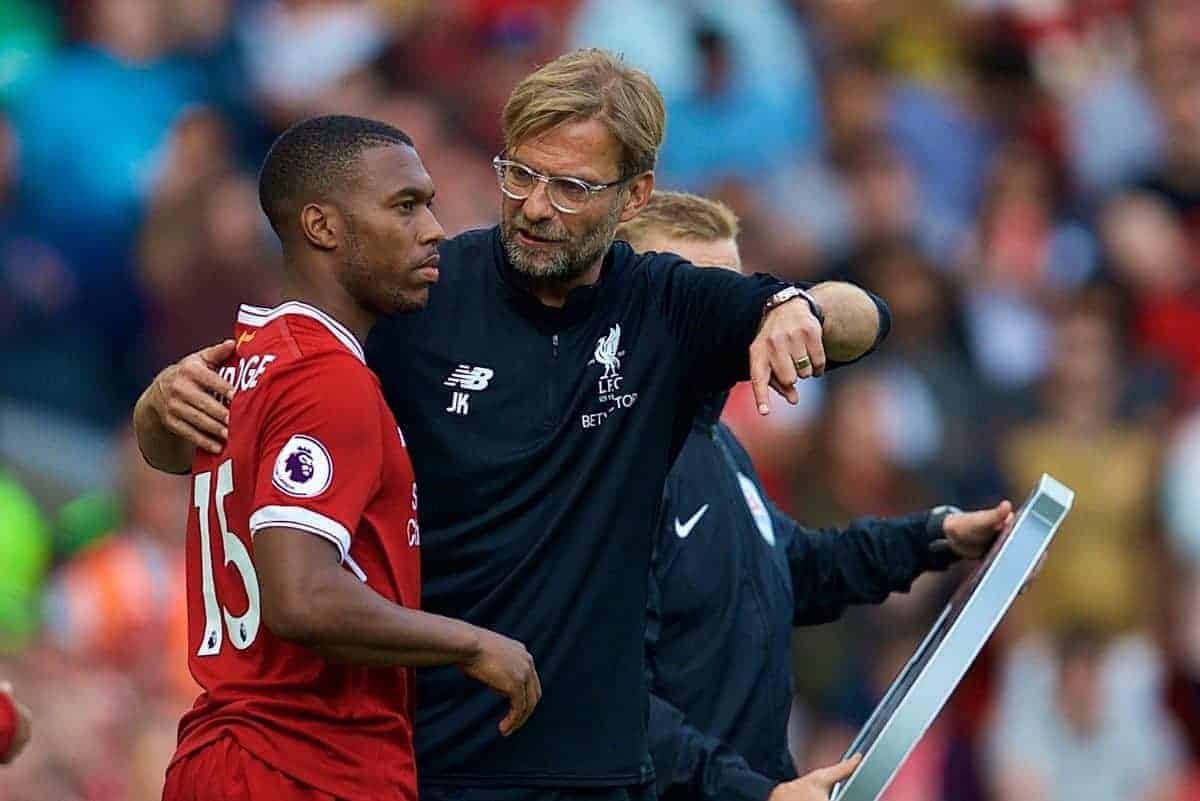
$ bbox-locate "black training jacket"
[647,396,958,801]
[365,226,790,788]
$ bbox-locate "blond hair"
[617,191,740,249]
[503,48,666,179]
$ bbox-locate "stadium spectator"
[1000,289,1161,635]
[3,0,205,424]
[139,108,279,365]
[985,626,1186,801]
[40,432,190,698]
[1128,0,1200,245]
[958,143,1096,392]
[1100,191,1200,406]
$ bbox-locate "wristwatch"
[927,505,963,556]
[763,286,824,325]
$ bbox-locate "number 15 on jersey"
[194,459,261,655]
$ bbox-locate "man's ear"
[618,171,655,224]
[300,203,339,250]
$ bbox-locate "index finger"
[749,342,771,415]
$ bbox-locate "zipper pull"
[552,334,559,357]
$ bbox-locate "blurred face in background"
[976,144,1056,291]
[374,94,499,236]
[869,245,946,349]
[1046,300,1122,429]
[153,108,233,201]
[1140,0,1200,166]
[695,27,733,98]
[500,119,638,284]
[89,0,169,62]
[204,176,265,257]
[810,0,886,52]
[1157,74,1200,169]
[823,60,887,159]
[847,142,920,243]
[1101,193,1191,296]
[824,373,895,489]
[1052,309,1118,390]
[164,0,232,50]
[1139,0,1200,77]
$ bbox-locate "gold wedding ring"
[794,355,811,371]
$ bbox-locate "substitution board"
[831,473,1075,801]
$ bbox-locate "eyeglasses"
[492,156,627,215]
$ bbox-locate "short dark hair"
[258,115,414,237]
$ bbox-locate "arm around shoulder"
[133,340,237,473]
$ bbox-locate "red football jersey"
[171,301,421,800]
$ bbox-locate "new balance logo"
[444,365,494,391]
[444,365,493,416]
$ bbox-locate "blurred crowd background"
[0,0,1198,799]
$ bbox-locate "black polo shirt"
[365,226,788,788]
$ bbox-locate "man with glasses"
[133,49,887,801]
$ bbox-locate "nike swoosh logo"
[674,504,709,539]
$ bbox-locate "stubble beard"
[501,199,623,287]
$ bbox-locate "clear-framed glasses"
[492,156,627,215]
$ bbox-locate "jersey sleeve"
[246,355,384,577]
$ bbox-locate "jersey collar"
[236,301,366,364]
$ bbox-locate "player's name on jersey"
[218,354,277,397]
